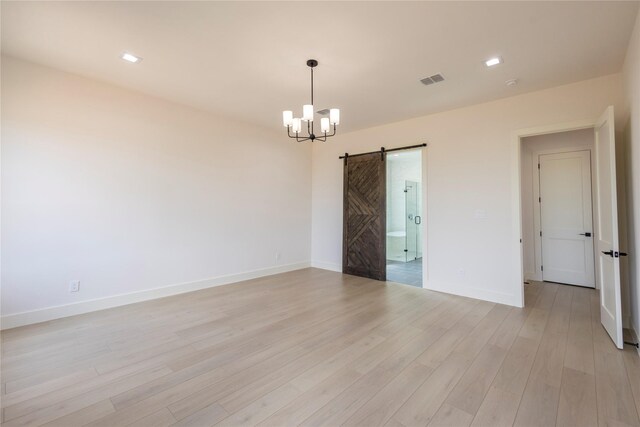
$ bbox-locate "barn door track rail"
[339,143,427,160]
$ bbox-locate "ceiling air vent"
[420,73,445,86]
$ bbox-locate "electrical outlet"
[69,280,80,293]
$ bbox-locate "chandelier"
[282,59,340,142]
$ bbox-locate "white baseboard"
[423,280,521,308]
[310,262,520,307]
[1,261,311,330]
[311,260,342,272]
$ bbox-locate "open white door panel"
[594,106,623,349]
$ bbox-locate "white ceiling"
[2,1,638,133]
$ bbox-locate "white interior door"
[595,106,623,349]
[539,150,595,287]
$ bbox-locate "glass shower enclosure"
[404,180,422,262]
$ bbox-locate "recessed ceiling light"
[121,52,142,63]
[484,57,502,67]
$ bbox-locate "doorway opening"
[520,128,596,288]
[515,106,626,349]
[386,149,423,287]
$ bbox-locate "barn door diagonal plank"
[343,152,386,280]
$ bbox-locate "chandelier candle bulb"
[303,105,314,121]
[292,118,302,133]
[321,117,330,133]
[330,108,340,125]
[282,110,293,127]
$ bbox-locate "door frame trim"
[512,119,596,308]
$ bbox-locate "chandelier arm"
[325,124,337,137]
[287,126,314,142]
[288,132,305,140]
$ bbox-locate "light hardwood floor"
[1,268,639,426]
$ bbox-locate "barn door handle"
[602,250,614,257]
[579,232,592,237]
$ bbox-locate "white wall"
[312,74,624,307]
[520,129,595,282]
[622,8,640,340]
[1,57,312,327]
[3,35,637,328]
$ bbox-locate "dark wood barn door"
[342,152,386,280]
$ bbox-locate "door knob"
[602,250,614,257]
[579,232,592,237]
